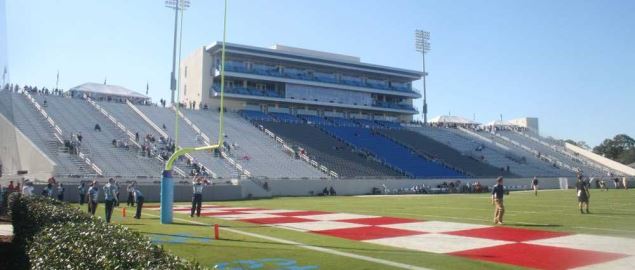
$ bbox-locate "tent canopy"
[69,83,149,100]
[429,115,478,125]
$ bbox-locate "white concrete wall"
[0,113,55,180]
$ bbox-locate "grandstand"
[1,84,628,183]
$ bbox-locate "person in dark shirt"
[576,175,590,214]
[532,177,539,196]
[491,177,505,225]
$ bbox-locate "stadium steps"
[453,127,573,177]
[1,92,91,176]
[95,101,190,178]
[378,129,516,178]
[135,105,238,178]
[184,110,326,179]
[254,121,400,178]
[32,95,162,177]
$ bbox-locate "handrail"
[248,120,335,178]
[170,107,246,178]
[22,91,103,176]
[126,101,203,178]
[491,130,577,173]
[86,97,141,149]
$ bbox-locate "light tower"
[165,0,190,105]
[415,30,431,124]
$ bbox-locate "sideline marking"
[143,213,431,270]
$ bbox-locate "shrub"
[28,222,201,270]
[9,194,203,270]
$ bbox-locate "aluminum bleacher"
[184,110,326,179]
[257,121,401,178]
[0,91,91,176]
[33,95,162,177]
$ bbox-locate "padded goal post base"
[161,170,174,224]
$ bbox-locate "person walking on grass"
[191,176,207,218]
[491,177,505,225]
[133,183,144,219]
[103,178,118,223]
[576,175,590,214]
[87,181,99,215]
[531,177,539,196]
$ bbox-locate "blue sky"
[2,0,633,147]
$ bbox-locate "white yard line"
[142,213,432,270]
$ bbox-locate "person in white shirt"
[22,181,34,197]
[103,178,119,223]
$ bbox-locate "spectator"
[78,182,86,205]
[329,186,336,196]
[22,180,34,197]
[103,178,118,223]
[44,183,54,197]
[133,184,144,219]
[77,132,83,142]
[322,187,329,196]
[8,181,14,192]
[87,181,99,215]
[94,124,101,132]
[135,132,139,142]
[57,183,65,201]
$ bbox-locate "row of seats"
[322,126,465,179]
[256,121,401,178]
[241,110,402,129]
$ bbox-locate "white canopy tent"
[68,83,150,103]
[429,115,479,125]
[482,120,516,127]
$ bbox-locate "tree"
[593,134,635,164]
[564,139,590,149]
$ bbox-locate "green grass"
[83,189,635,270]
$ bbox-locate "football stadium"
[1,1,634,269]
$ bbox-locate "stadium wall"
[0,113,55,180]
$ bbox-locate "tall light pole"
[415,30,431,124]
[165,0,190,105]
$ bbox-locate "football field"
[90,189,635,270]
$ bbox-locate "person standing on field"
[103,178,118,223]
[126,183,135,207]
[133,183,144,219]
[531,177,539,196]
[576,175,590,214]
[87,181,99,215]
[191,176,207,217]
[491,177,505,225]
[78,182,86,205]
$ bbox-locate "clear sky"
[2,0,633,147]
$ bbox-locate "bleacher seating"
[298,114,332,125]
[137,105,237,178]
[34,95,162,177]
[0,91,91,175]
[327,117,359,127]
[184,110,325,179]
[376,120,402,129]
[257,121,401,178]
[323,126,465,179]
[269,112,303,124]
[240,110,275,122]
[354,119,382,128]
[380,129,513,177]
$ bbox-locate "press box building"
[179,42,423,122]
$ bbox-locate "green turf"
[84,189,635,270]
